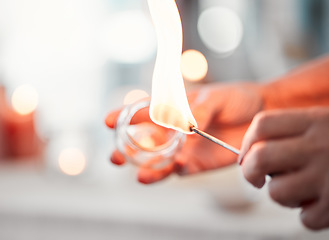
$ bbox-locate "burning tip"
[188,123,196,133]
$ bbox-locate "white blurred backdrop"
[0,0,329,239]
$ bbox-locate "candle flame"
[147,0,197,134]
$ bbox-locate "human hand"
[239,107,329,230]
[106,82,263,184]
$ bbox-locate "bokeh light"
[123,89,149,105]
[11,84,39,115]
[58,148,86,176]
[197,7,243,55]
[181,49,208,82]
[102,10,157,63]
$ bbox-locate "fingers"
[110,150,126,165]
[301,194,329,230]
[111,150,174,184]
[137,158,174,184]
[174,132,239,176]
[299,170,329,230]
[239,109,311,164]
[105,110,121,128]
[174,151,203,175]
[111,150,175,184]
[267,169,319,208]
[241,137,307,188]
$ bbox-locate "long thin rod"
[191,126,240,155]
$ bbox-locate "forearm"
[262,55,329,110]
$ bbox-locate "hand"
[239,107,329,230]
[106,82,263,184]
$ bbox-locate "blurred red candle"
[0,87,7,158]
[0,85,42,159]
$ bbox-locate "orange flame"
[147,0,197,134]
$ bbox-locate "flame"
[147,0,197,134]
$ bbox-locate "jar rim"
[116,99,185,154]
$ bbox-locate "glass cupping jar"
[115,100,185,168]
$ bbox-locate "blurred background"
[0,0,329,239]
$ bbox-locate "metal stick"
[190,126,240,155]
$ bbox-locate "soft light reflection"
[181,49,208,82]
[197,7,243,55]
[123,89,149,105]
[58,148,86,176]
[11,84,38,115]
[102,10,157,63]
[139,136,156,149]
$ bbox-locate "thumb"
[105,109,121,129]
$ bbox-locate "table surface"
[0,159,329,240]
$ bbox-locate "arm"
[263,55,329,109]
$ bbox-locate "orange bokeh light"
[58,148,86,176]
[11,85,38,115]
[123,89,149,105]
[181,49,208,82]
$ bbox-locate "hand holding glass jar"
[105,82,263,184]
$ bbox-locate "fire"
[147,0,197,134]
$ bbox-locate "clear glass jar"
[115,100,185,168]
